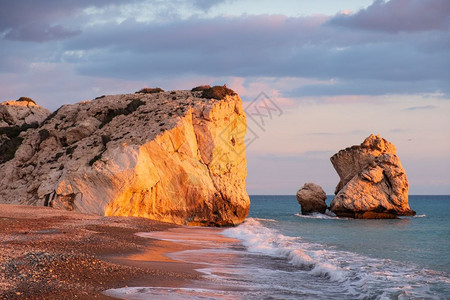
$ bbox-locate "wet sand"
[0,204,203,299]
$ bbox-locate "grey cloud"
[405,105,437,111]
[307,132,334,136]
[0,0,133,42]
[61,15,449,92]
[251,151,333,162]
[192,0,231,11]
[390,128,409,133]
[287,78,450,98]
[330,0,450,33]
[303,150,335,158]
[5,23,81,42]
[306,130,367,136]
[1,2,449,98]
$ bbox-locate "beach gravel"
[0,204,200,299]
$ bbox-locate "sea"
[105,195,450,299]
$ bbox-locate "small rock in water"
[296,183,327,215]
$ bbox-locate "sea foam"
[294,212,338,219]
[106,216,449,299]
[222,218,346,282]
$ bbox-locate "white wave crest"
[222,218,347,282]
[414,214,426,218]
[294,212,338,219]
[252,217,277,222]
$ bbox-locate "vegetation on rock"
[99,99,145,129]
[201,85,236,100]
[0,136,24,164]
[38,129,51,143]
[0,123,38,164]
[135,87,164,94]
[17,97,37,105]
[191,85,211,92]
[88,153,103,166]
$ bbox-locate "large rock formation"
[329,134,414,218]
[296,183,327,215]
[0,86,250,226]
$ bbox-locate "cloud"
[390,128,409,133]
[330,0,450,33]
[192,0,231,11]
[0,0,133,42]
[5,23,81,42]
[0,0,449,102]
[405,105,437,111]
[55,14,449,95]
[287,78,450,97]
[306,130,366,136]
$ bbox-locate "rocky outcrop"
[0,98,51,164]
[0,97,50,127]
[296,183,327,215]
[0,87,250,226]
[329,134,414,218]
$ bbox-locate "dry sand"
[0,204,203,299]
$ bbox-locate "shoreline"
[0,204,204,299]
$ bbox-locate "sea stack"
[296,183,327,215]
[0,86,250,226]
[329,134,415,219]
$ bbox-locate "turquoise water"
[213,195,449,299]
[248,195,450,274]
[106,196,450,299]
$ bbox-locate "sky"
[0,0,449,194]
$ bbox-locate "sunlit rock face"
[0,88,250,226]
[329,134,415,219]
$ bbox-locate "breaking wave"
[222,218,346,281]
[222,218,449,299]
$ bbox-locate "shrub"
[60,136,69,147]
[201,85,236,100]
[191,85,211,92]
[0,136,23,164]
[89,153,103,166]
[38,129,51,143]
[99,99,145,129]
[66,145,77,155]
[126,99,145,112]
[0,126,22,139]
[0,123,38,139]
[0,122,40,163]
[101,135,111,147]
[17,97,37,105]
[135,87,164,94]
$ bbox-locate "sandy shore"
[0,204,203,299]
